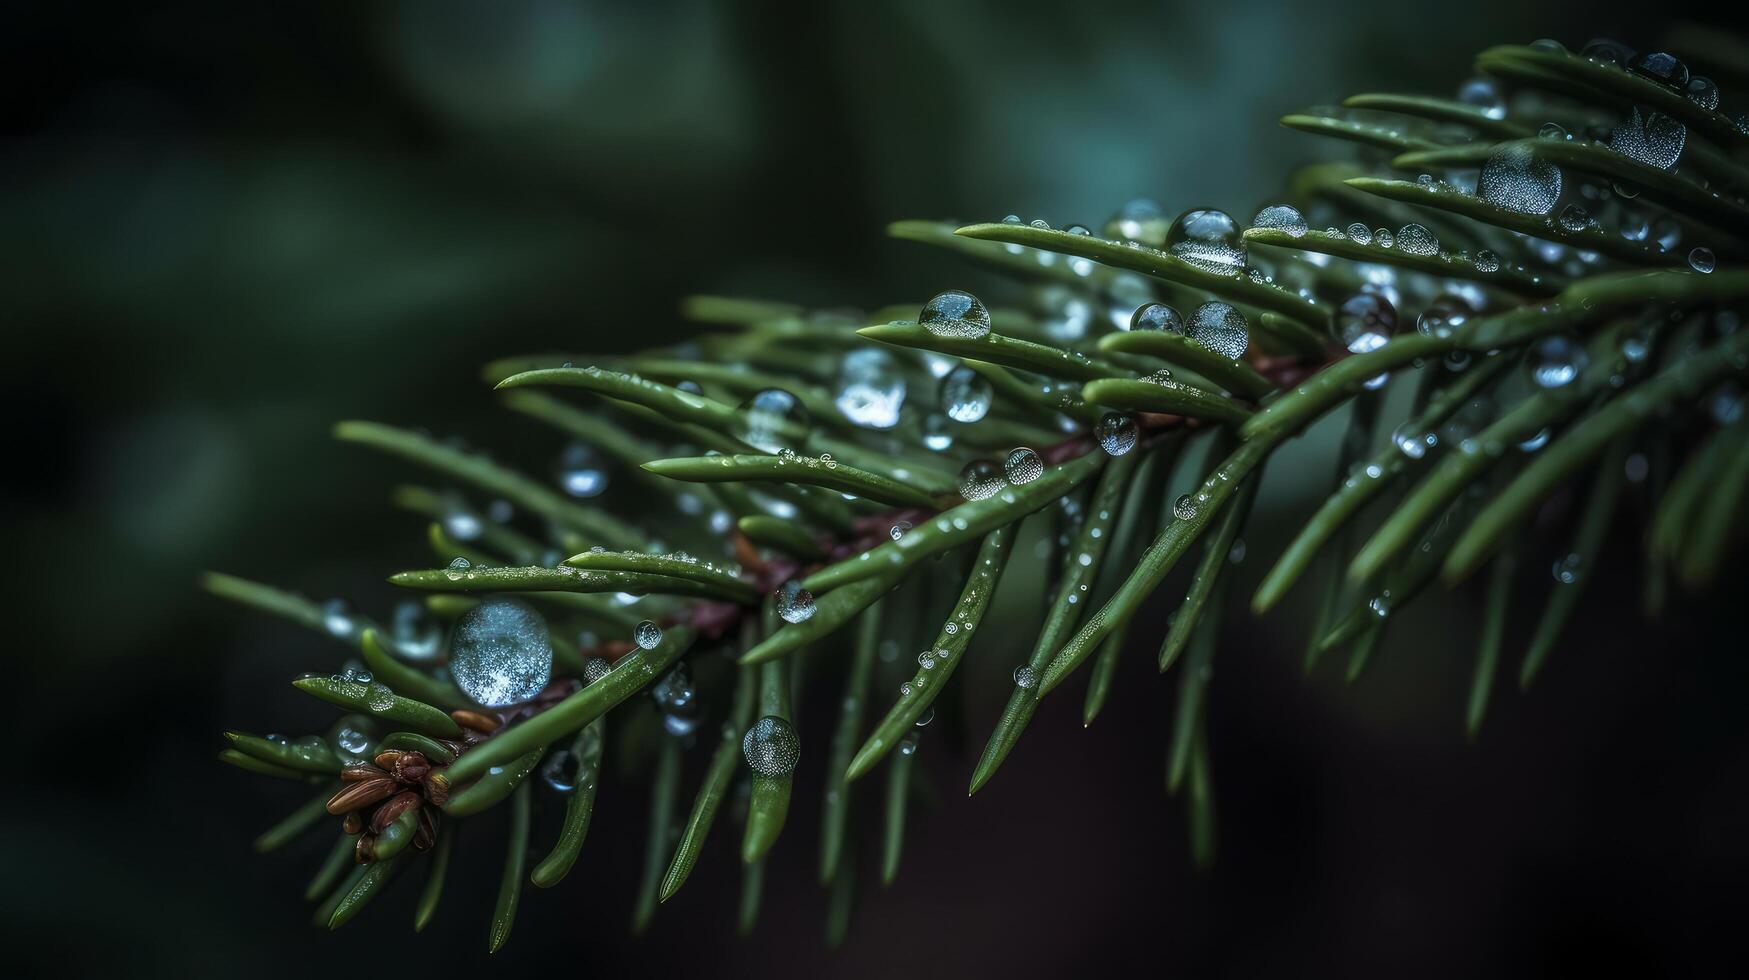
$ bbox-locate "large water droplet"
[583,657,613,684]
[1608,108,1686,171]
[1472,249,1501,273]
[1395,224,1439,256]
[450,598,554,708]
[1480,144,1562,215]
[1095,413,1138,456]
[1415,295,1471,338]
[775,581,817,624]
[1173,493,1197,521]
[742,716,800,777]
[1556,203,1595,233]
[1458,77,1507,119]
[958,459,1006,500]
[1004,447,1044,484]
[923,414,954,451]
[392,600,443,661]
[651,662,700,736]
[919,289,992,339]
[834,348,906,429]
[1689,247,1716,274]
[738,388,810,454]
[556,442,607,498]
[1685,76,1720,110]
[1012,665,1038,689]
[634,620,663,650]
[1166,208,1246,274]
[1336,293,1397,353]
[444,556,472,580]
[1105,198,1168,245]
[1628,51,1689,89]
[1252,204,1307,238]
[1529,335,1588,389]
[941,365,992,423]
[1186,302,1249,359]
[1129,302,1184,333]
[1346,223,1372,245]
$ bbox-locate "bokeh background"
[7,1,1748,977]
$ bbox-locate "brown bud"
[341,763,386,783]
[450,710,500,734]
[342,811,365,835]
[371,791,423,832]
[373,750,409,770]
[414,807,440,850]
[390,753,430,784]
[354,834,375,863]
[423,769,451,807]
[326,776,398,815]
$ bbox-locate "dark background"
[6,1,1747,977]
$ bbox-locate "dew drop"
[919,289,992,339]
[775,581,817,624]
[958,459,1006,501]
[1395,223,1439,256]
[541,750,579,794]
[1608,108,1686,172]
[1346,223,1372,245]
[321,598,356,640]
[1186,302,1249,359]
[634,620,663,650]
[889,520,912,541]
[1173,493,1197,521]
[1012,665,1038,690]
[556,442,607,498]
[1685,76,1720,110]
[445,556,472,580]
[834,348,906,429]
[1252,204,1307,238]
[1517,427,1552,453]
[583,657,613,684]
[1628,51,1689,89]
[1336,293,1397,354]
[738,388,810,454]
[941,365,993,423]
[1129,302,1184,333]
[1166,208,1246,274]
[449,598,554,708]
[1528,334,1588,389]
[923,414,954,451]
[1473,249,1501,273]
[1688,247,1716,274]
[1551,553,1582,584]
[1556,203,1595,233]
[392,600,443,661]
[1105,198,1168,244]
[1458,77,1507,120]
[1004,447,1044,484]
[1480,143,1562,215]
[1095,412,1139,456]
[742,716,800,777]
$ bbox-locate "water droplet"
[738,388,810,454]
[1538,122,1568,140]
[958,459,1006,500]
[442,499,483,541]
[1392,421,1437,459]
[834,349,906,429]
[444,556,472,581]
[1186,302,1248,359]
[1104,198,1168,245]
[583,657,613,684]
[332,724,372,762]
[1582,38,1635,65]
[1628,51,1689,89]
[775,581,817,624]
[633,620,663,650]
[1688,247,1716,274]
[1624,453,1649,483]
[898,731,921,755]
[1395,223,1439,256]
[1480,143,1562,215]
[1608,108,1686,172]
[1346,223,1372,245]
[1556,203,1595,233]
[1004,447,1044,484]
[913,706,935,728]
[1228,539,1247,564]
[1415,295,1472,339]
[941,365,993,423]
[1458,77,1507,119]
[1529,335,1588,389]
[889,521,913,541]
[1551,553,1582,584]
[450,598,554,708]
[1472,249,1500,273]
[652,663,701,736]
[1336,293,1397,354]
[917,649,937,670]
[1172,493,1197,521]
[1166,208,1246,274]
[1129,302,1184,333]
[1012,665,1038,689]
[541,750,579,793]
[1375,228,1394,248]
[1685,76,1720,110]
[321,598,356,640]
[923,414,954,451]
[1252,204,1307,238]
[392,600,442,661]
[1095,412,1139,456]
[919,289,992,339]
[550,441,608,498]
[742,716,800,777]
[1517,427,1552,453]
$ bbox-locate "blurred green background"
[7,1,1746,977]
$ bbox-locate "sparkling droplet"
[1628,51,1689,89]
[1688,247,1716,274]
[1458,77,1506,120]
[583,657,613,684]
[556,442,607,498]
[1608,108,1686,172]
[1517,427,1552,453]
[1336,293,1397,354]
[1129,302,1184,333]
[1375,228,1394,248]
[1004,447,1044,484]
[444,556,472,580]
[1392,421,1437,459]
[1685,76,1720,111]
[1012,665,1038,689]
[1415,295,1472,339]
[1252,204,1307,238]
[1480,143,1562,215]
[742,716,800,777]
[332,724,372,763]
[1556,203,1595,233]
[1346,223,1372,245]
[834,349,906,429]
[941,365,993,423]
[1173,493,1197,521]
[652,663,701,736]
[919,289,992,339]
[633,620,663,650]
[1551,553,1582,585]
[1538,122,1568,140]
[775,581,817,624]
[1095,412,1138,456]
[1166,208,1246,274]
[542,750,579,793]
[958,459,1006,500]
[449,598,554,708]
[1186,302,1249,359]
[889,520,913,541]
[1105,198,1168,245]
[738,388,810,454]
[898,731,921,755]
[1395,223,1439,257]
[392,601,442,661]
[1529,335,1588,389]
[1472,249,1500,273]
[923,414,954,451]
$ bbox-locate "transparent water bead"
[1252,204,1307,238]
[450,598,554,708]
[1095,412,1139,456]
[541,750,579,794]
[742,716,801,777]
[1395,223,1439,256]
[1458,77,1507,120]
[1375,228,1394,248]
[1392,422,1437,459]
[775,580,817,624]
[1629,51,1688,89]
[1517,427,1552,453]
[1556,204,1595,233]
[1129,302,1184,333]
[583,656,613,684]
[1166,208,1247,274]
[1336,292,1398,354]
[445,556,472,580]
[1686,76,1720,110]
[738,388,810,454]
[1582,38,1635,65]
[1539,122,1568,140]
[392,600,443,661]
[1473,249,1501,273]
[652,663,701,736]
[941,365,993,423]
[958,459,1006,500]
[1004,447,1044,484]
[442,499,482,541]
[1480,143,1562,215]
[1689,247,1716,274]
[1346,223,1372,245]
[1187,302,1249,359]
[834,348,906,429]
[1416,295,1472,338]
[1105,198,1169,245]
[331,723,373,764]
[321,598,356,640]
[889,520,912,541]
[1529,335,1589,389]
[556,441,607,498]
[1608,108,1686,172]
[919,289,992,339]
[1172,493,1198,521]
[923,414,954,451]
[633,620,663,650]
[1552,553,1582,585]
[1012,665,1038,690]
